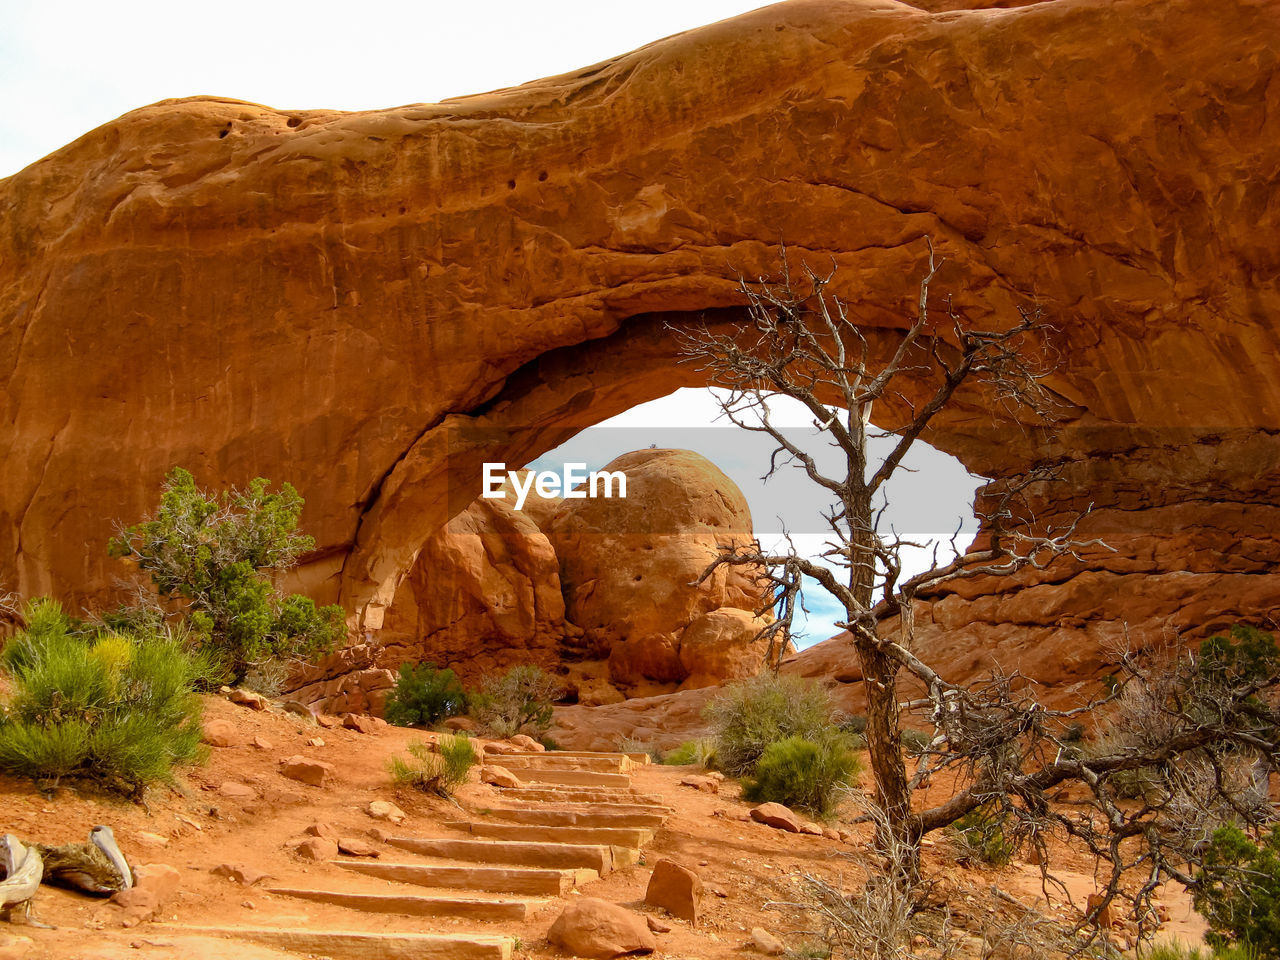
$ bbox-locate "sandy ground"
[0,693,1209,960]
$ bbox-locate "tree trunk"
[856,638,913,848]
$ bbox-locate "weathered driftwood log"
[0,833,47,926]
[35,824,133,896]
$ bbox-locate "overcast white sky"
[0,0,771,178]
[1,0,980,646]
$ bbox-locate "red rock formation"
[2,0,1278,701]
[548,449,773,695]
[378,496,572,686]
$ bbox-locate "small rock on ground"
[366,800,406,823]
[547,898,655,959]
[749,802,803,833]
[752,927,785,955]
[279,755,335,787]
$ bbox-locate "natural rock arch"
[2,0,1277,685]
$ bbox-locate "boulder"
[750,803,804,833]
[678,608,775,690]
[211,863,270,886]
[679,775,718,794]
[304,822,337,839]
[217,781,257,800]
[279,755,335,787]
[378,496,572,686]
[337,838,379,857]
[644,859,701,924]
[480,765,523,789]
[549,449,772,693]
[366,800,407,823]
[295,837,338,861]
[483,741,521,756]
[342,713,385,734]
[752,927,785,956]
[201,718,238,747]
[509,734,544,752]
[110,862,181,922]
[547,898,656,958]
[224,688,267,711]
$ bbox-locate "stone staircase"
[161,749,668,960]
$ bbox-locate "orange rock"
[2,0,1277,713]
[278,755,335,788]
[480,765,523,789]
[216,781,256,800]
[547,898,656,958]
[379,497,572,687]
[210,863,269,886]
[201,719,237,747]
[549,450,772,693]
[336,838,379,857]
[294,837,338,861]
[750,803,804,833]
[644,859,702,925]
[110,863,181,922]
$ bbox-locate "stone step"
[491,753,630,773]
[474,805,667,829]
[446,819,655,848]
[497,786,666,805]
[161,925,513,960]
[266,886,542,921]
[497,766,631,787]
[498,750,649,764]
[333,859,595,895]
[385,836,617,874]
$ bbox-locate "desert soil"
[0,694,1207,960]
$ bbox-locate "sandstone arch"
[2,0,1278,683]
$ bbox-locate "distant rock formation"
[378,495,574,686]
[296,449,775,710]
[547,449,774,697]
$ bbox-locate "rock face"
[379,495,572,686]
[2,0,1279,701]
[548,449,773,694]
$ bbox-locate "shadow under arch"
[335,303,1065,632]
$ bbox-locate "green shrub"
[616,736,662,762]
[741,734,859,818]
[663,738,717,767]
[1148,941,1263,960]
[385,662,467,727]
[1194,823,1280,958]
[108,467,346,683]
[948,803,1014,866]
[900,728,931,755]
[703,673,837,777]
[389,735,475,796]
[470,665,562,738]
[0,603,205,794]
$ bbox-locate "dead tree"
[675,239,1096,848]
[674,242,1280,943]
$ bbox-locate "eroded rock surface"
[2,0,1278,700]
[548,449,772,694]
[379,495,572,686]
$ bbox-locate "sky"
[1,0,982,646]
[529,390,981,649]
[1,0,771,178]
